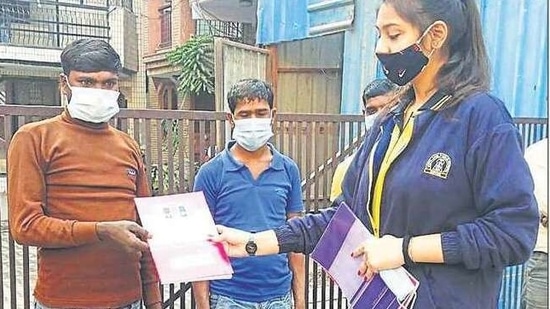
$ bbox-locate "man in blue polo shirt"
[192,79,305,309]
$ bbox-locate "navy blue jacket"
[274,92,539,308]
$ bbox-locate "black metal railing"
[0,0,110,48]
[195,19,249,43]
[1,105,547,309]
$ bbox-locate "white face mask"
[66,84,120,123]
[364,112,379,131]
[232,117,274,152]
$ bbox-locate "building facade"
[0,0,145,108]
[142,0,254,112]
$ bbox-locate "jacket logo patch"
[423,153,451,179]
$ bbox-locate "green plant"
[167,35,215,97]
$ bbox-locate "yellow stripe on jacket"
[371,115,415,237]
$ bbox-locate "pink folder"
[135,192,233,284]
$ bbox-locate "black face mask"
[376,28,433,86]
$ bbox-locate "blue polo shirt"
[193,141,304,302]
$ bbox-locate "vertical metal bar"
[328,272,335,309]
[524,123,530,148]
[169,283,175,309]
[119,116,128,132]
[105,0,111,40]
[504,267,512,309]
[337,287,343,308]
[271,118,279,149]
[288,121,294,163]
[347,121,354,156]
[180,283,190,309]
[166,119,175,194]
[524,123,529,149]
[8,116,28,309]
[133,118,140,148]
[304,122,311,213]
[208,119,216,159]
[530,122,535,146]
[0,115,13,308]
[320,268,327,309]
[304,255,310,308]
[322,121,330,209]
[279,120,286,154]
[0,114,14,308]
[22,245,30,309]
[312,122,319,212]
[198,120,206,165]
[144,119,153,193]
[295,121,303,213]
[156,119,164,195]
[329,121,338,189]
[55,0,61,47]
[312,261,318,309]
[188,119,196,189]
[216,115,225,156]
[9,234,17,309]
[177,120,186,193]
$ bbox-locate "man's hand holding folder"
[135,192,233,284]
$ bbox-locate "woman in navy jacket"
[213,0,539,308]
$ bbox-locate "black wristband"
[402,235,416,267]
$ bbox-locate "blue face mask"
[232,118,274,152]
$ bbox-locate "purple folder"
[310,203,401,309]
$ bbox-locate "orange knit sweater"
[7,111,161,308]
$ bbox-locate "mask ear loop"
[416,24,438,59]
[416,23,434,44]
[226,113,236,130]
[61,74,73,107]
[427,48,436,58]
[269,110,275,126]
[61,74,71,86]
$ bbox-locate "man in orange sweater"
[7,39,161,309]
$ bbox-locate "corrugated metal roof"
[341,0,548,118]
[256,0,309,44]
[340,0,379,115]
[479,0,548,118]
[307,0,355,36]
[257,0,548,118]
[256,0,354,45]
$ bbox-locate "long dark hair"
[382,0,490,107]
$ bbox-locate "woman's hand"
[210,225,251,257]
[351,235,405,280]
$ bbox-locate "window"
[159,5,171,48]
[0,0,30,24]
